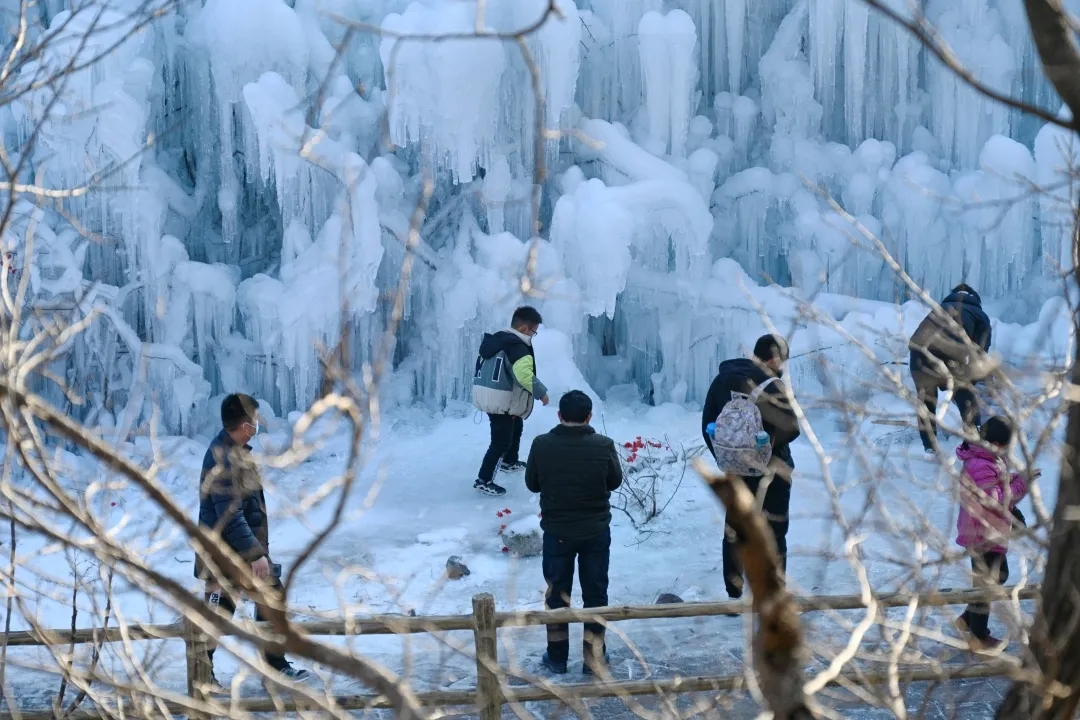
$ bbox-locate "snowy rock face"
[4,0,1073,432]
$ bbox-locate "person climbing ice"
[471,306,550,496]
[908,283,993,454]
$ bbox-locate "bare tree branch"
[860,0,1076,131]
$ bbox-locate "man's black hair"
[951,282,976,295]
[511,306,543,328]
[980,416,1014,447]
[222,393,259,432]
[559,390,592,424]
[753,334,789,363]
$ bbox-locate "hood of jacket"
[956,442,1004,483]
[478,329,531,360]
[942,289,982,308]
[717,357,782,382]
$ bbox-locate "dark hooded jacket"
[194,430,269,581]
[908,289,992,375]
[701,358,800,471]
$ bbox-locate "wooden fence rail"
[0,585,1039,719]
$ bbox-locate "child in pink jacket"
[954,416,1037,650]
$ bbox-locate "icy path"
[3,397,1051,714]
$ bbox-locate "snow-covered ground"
[3,361,1057,711]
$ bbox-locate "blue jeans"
[542,528,610,666]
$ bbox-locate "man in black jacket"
[526,390,623,676]
[908,284,992,453]
[195,394,309,685]
[702,334,800,600]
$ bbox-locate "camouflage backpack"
[711,378,778,477]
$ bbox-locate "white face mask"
[247,420,260,436]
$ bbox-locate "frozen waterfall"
[2,0,1074,433]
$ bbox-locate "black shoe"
[724,589,742,617]
[278,663,311,682]
[541,651,568,674]
[501,461,526,472]
[474,478,507,496]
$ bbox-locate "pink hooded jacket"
[956,442,1028,553]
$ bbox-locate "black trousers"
[960,551,1009,639]
[911,352,981,451]
[478,413,523,483]
[723,472,790,598]
[205,576,289,671]
[542,528,610,667]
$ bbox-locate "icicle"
[732,95,759,169]
[721,167,776,281]
[843,0,869,144]
[975,136,1037,298]
[638,10,697,158]
[242,71,339,232]
[576,11,613,119]
[549,176,635,317]
[881,152,955,298]
[724,0,746,92]
[925,3,1015,168]
[714,92,735,138]
[759,1,821,139]
[530,0,582,136]
[667,11,697,158]
[808,0,844,135]
[590,0,662,120]
[481,155,512,234]
[638,12,670,156]
[380,1,506,181]
[1034,111,1079,276]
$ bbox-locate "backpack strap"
[748,376,779,402]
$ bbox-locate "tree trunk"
[694,460,818,719]
[996,351,1080,718]
[997,3,1080,717]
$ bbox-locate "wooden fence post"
[472,593,501,720]
[184,617,211,719]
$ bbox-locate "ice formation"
[2,0,1076,433]
[638,10,699,157]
